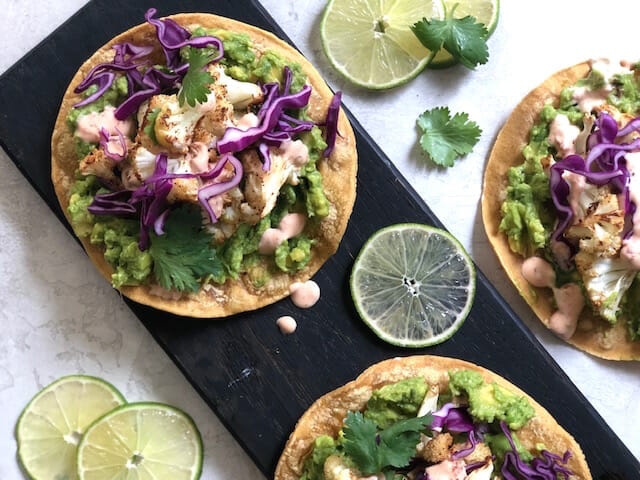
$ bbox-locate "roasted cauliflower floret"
[575,253,636,323]
[120,145,181,189]
[417,432,453,463]
[323,455,358,480]
[154,94,204,153]
[209,65,263,109]
[78,148,118,186]
[565,184,624,257]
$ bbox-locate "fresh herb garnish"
[178,47,216,107]
[416,106,482,167]
[342,411,432,476]
[411,4,489,70]
[143,107,161,144]
[149,205,223,292]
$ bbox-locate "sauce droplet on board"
[276,316,297,335]
[290,280,320,308]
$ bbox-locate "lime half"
[429,0,500,69]
[16,375,126,480]
[77,402,203,480]
[350,224,476,347]
[320,0,445,89]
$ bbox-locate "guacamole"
[300,436,340,480]
[485,431,533,464]
[68,176,152,287]
[449,370,534,430]
[364,377,428,429]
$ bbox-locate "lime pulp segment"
[77,402,203,480]
[351,224,475,347]
[321,0,445,89]
[16,375,126,480]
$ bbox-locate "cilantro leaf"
[149,205,223,292]
[342,411,432,476]
[411,5,489,69]
[178,47,216,107]
[416,107,481,167]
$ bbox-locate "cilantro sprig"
[416,107,481,167]
[178,47,217,107]
[411,4,489,70]
[149,205,223,292]
[342,411,432,477]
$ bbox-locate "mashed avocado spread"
[364,377,428,429]
[449,370,534,430]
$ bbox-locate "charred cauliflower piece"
[241,148,297,218]
[79,148,118,186]
[210,65,263,109]
[323,455,359,480]
[120,145,181,189]
[575,253,636,323]
[417,432,453,463]
[154,94,205,154]
[565,184,624,257]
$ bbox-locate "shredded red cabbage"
[99,127,127,162]
[258,143,271,172]
[323,91,342,157]
[431,403,475,434]
[88,190,136,216]
[197,154,243,222]
[499,421,572,480]
[74,8,223,120]
[451,430,478,460]
[144,8,222,68]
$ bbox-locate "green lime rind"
[77,402,204,480]
[350,223,476,348]
[16,375,126,480]
[320,0,445,90]
[428,0,500,69]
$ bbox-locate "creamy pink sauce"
[621,152,640,268]
[424,460,467,480]
[572,87,609,113]
[105,135,126,157]
[276,315,297,334]
[521,257,556,288]
[289,280,320,308]
[521,257,584,339]
[75,106,134,143]
[549,284,584,340]
[562,171,587,218]
[548,114,580,157]
[279,139,309,167]
[187,142,209,173]
[236,112,259,130]
[258,213,306,254]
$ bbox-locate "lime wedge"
[320,0,445,89]
[77,402,203,480]
[430,0,500,69]
[350,224,476,347]
[16,375,126,480]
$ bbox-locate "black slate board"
[0,0,638,478]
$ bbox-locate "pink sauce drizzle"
[521,257,584,339]
[279,139,309,167]
[548,114,580,157]
[75,106,134,143]
[424,460,467,480]
[258,213,306,255]
[276,316,297,334]
[289,280,320,308]
[187,142,209,173]
[621,152,640,269]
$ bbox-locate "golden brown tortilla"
[482,62,640,360]
[275,355,591,480]
[51,13,357,318]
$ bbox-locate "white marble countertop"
[1,0,638,477]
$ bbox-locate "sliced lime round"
[350,224,476,347]
[320,0,445,89]
[77,402,203,480]
[16,375,126,480]
[429,0,500,69]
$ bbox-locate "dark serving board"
[0,0,637,478]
